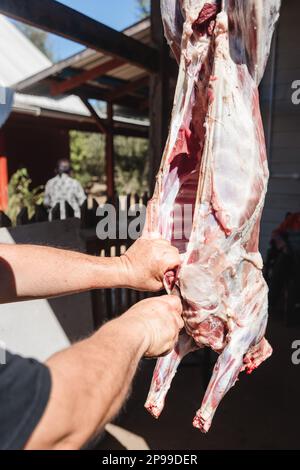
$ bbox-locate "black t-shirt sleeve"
[0,351,51,450]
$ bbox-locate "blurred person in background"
[44,159,86,219]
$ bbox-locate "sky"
[48,0,145,61]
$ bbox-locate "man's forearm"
[0,244,126,303]
[0,238,181,302]
[25,316,147,450]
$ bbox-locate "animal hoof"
[145,402,162,419]
[193,412,211,433]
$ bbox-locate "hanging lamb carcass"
[144,0,281,432]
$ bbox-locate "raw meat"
[144,0,281,432]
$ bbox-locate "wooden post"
[149,0,172,192]
[106,102,115,198]
[80,97,107,134]
[0,131,8,211]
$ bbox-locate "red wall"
[3,119,70,187]
[0,130,8,210]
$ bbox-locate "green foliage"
[16,22,54,61]
[70,131,149,195]
[70,131,105,188]
[115,136,149,193]
[7,169,44,225]
[136,0,150,18]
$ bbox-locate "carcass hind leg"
[242,337,272,374]
[193,328,254,433]
[145,332,196,418]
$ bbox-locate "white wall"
[260,0,300,258]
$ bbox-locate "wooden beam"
[138,99,150,111]
[50,80,111,103]
[0,0,159,73]
[107,75,149,102]
[149,0,173,192]
[6,112,149,138]
[80,98,108,134]
[51,80,145,109]
[51,58,125,96]
[106,103,115,198]
[15,49,94,91]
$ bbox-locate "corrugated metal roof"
[14,18,153,114]
[13,93,90,116]
[0,15,94,119]
[0,14,151,131]
[12,92,149,132]
[71,19,151,71]
[0,14,51,87]
[64,19,151,82]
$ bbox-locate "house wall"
[3,117,70,187]
[260,0,300,258]
[0,130,8,210]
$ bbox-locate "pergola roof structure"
[14,19,154,114]
[0,0,174,197]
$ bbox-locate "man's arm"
[25,295,183,450]
[0,238,180,303]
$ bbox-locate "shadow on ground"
[93,316,300,450]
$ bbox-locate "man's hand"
[25,295,183,450]
[121,295,184,357]
[120,238,180,292]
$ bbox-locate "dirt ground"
[93,316,300,450]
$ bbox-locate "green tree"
[17,22,54,61]
[114,136,149,193]
[70,131,105,189]
[70,131,149,195]
[136,0,150,18]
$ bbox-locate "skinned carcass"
[144,0,281,432]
